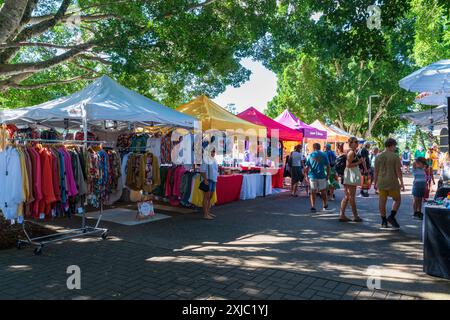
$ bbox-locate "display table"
[216,174,243,205]
[240,166,284,189]
[240,174,272,200]
[423,206,450,280]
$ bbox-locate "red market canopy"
[237,107,303,141]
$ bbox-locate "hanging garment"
[27,147,42,218]
[37,146,57,218]
[121,152,132,189]
[0,147,24,220]
[141,152,160,193]
[189,174,217,208]
[161,132,172,164]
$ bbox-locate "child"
[412,157,427,220]
[328,167,340,200]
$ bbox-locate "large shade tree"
[0,0,276,108]
[260,0,418,139]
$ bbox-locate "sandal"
[339,216,350,222]
[352,216,363,222]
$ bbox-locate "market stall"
[237,107,303,188]
[0,76,200,254]
[176,96,272,204]
[274,109,327,154]
[309,120,349,151]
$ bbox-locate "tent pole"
[448,96,450,153]
[82,102,88,229]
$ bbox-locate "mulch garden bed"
[0,218,55,250]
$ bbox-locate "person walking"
[200,148,218,220]
[412,157,427,220]
[305,143,333,212]
[325,144,338,200]
[339,137,364,222]
[289,144,305,197]
[401,146,411,174]
[358,142,371,197]
[414,145,425,160]
[370,147,380,194]
[374,138,405,230]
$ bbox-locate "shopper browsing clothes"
[374,138,405,230]
[289,144,305,197]
[339,137,364,222]
[412,157,427,220]
[305,143,334,212]
[200,148,218,220]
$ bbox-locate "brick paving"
[0,176,448,300]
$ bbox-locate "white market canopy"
[0,76,198,130]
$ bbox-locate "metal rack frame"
[12,137,110,255]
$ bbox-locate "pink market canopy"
[274,109,327,139]
[237,107,303,141]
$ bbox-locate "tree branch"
[0,0,72,63]
[6,73,99,90]
[28,13,117,25]
[0,42,95,77]
[0,42,90,50]
[78,54,112,65]
[164,0,218,17]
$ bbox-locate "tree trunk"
[0,0,28,43]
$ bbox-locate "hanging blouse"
[0,147,24,220]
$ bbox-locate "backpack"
[335,154,347,176]
[402,151,410,161]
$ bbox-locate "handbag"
[199,180,210,192]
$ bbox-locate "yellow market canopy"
[176,95,266,135]
[309,120,349,143]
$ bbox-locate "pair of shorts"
[412,183,426,198]
[379,189,401,201]
[291,166,304,184]
[402,161,410,166]
[310,179,327,191]
[208,180,216,193]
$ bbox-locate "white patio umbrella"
[401,105,447,128]
[415,91,450,106]
[399,59,450,150]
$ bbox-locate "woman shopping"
[200,148,219,220]
[339,137,364,222]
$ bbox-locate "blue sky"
[213,58,278,114]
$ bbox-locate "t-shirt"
[358,147,370,171]
[326,150,336,167]
[306,151,329,180]
[200,158,219,182]
[375,151,401,190]
[414,150,426,159]
[412,167,426,185]
[290,151,305,167]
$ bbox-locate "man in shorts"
[305,143,334,212]
[374,138,405,229]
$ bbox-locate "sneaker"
[311,207,317,213]
[413,212,424,220]
[387,215,400,229]
[322,206,335,212]
[362,191,369,197]
[381,217,389,229]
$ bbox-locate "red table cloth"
[272,167,284,188]
[216,174,243,205]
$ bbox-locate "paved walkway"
[0,176,449,300]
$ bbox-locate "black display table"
[423,206,450,280]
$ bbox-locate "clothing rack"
[12,137,109,255]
